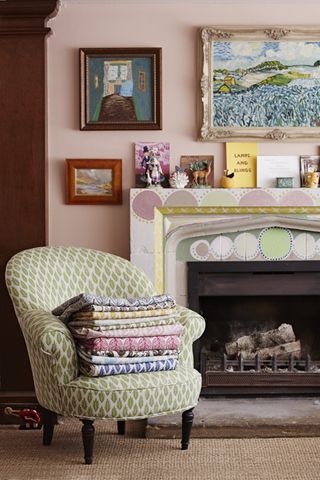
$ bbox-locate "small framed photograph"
[66,159,122,204]
[300,155,320,186]
[80,48,162,130]
[180,155,214,188]
[135,142,170,188]
[256,156,301,188]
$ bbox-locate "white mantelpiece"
[130,188,320,305]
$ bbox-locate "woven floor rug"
[1,418,320,480]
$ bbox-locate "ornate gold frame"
[199,26,320,141]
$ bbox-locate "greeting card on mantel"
[226,143,258,188]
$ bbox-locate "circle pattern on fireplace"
[234,232,258,260]
[209,235,234,259]
[293,232,316,259]
[258,227,293,260]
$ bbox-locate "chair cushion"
[58,366,201,420]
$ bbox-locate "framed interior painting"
[199,26,320,141]
[66,159,122,204]
[80,48,162,130]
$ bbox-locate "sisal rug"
[1,418,320,480]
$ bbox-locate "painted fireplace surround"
[130,188,320,305]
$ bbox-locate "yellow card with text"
[226,143,258,188]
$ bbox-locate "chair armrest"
[175,305,205,367]
[20,309,78,386]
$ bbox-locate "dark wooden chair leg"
[41,408,57,446]
[181,407,194,450]
[117,420,125,435]
[81,420,95,465]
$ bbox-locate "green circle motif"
[258,227,293,260]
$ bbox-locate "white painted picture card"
[256,156,301,188]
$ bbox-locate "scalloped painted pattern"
[5,247,205,419]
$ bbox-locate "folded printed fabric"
[70,323,183,339]
[79,334,181,352]
[80,301,175,313]
[78,348,179,357]
[71,308,176,321]
[68,316,177,329]
[77,347,178,365]
[52,293,176,323]
[79,357,178,377]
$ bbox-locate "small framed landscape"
[66,159,122,204]
[200,26,320,141]
[80,48,162,130]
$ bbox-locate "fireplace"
[188,261,320,395]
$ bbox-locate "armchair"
[5,246,205,464]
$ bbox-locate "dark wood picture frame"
[66,159,122,204]
[80,48,162,130]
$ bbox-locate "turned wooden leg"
[81,420,95,465]
[181,408,194,450]
[117,420,125,435]
[41,408,57,446]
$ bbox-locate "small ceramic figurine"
[148,146,164,187]
[169,166,189,188]
[141,145,164,188]
[304,171,319,188]
[220,169,235,188]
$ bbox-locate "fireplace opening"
[188,261,320,395]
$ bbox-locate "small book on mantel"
[226,143,258,188]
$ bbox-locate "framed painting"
[180,155,214,187]
[80,48,162,130]
[66,159,122,204]
[199,26,320,141]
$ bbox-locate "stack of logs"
[225,323,301,360]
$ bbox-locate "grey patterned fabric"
[52,293,176,323]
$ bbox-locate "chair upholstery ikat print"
[5,246,205,464]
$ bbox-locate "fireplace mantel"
[130,188,320,304]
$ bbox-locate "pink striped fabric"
[80,335,181,352]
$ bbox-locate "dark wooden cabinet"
[0,0,59,406]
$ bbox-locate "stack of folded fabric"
[52,293,183,377]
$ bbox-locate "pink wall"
[47,2,320,259]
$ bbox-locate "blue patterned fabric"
[77,347,178,365]
[79,357,178,377]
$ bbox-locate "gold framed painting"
[199,26,320,141]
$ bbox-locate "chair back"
[6,246,155,319]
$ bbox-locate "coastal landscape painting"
[66,159,122,204]
[200,27,320,140]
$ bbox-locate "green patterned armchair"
[5,246,205,464]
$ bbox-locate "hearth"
[188,261,320,395]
